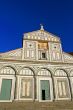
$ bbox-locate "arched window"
[0,66,15,75]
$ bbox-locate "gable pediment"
[23,30,60,42]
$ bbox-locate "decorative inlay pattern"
[63,52,73,63]
[0,48,22,60]
[38,69,51,76]
[0,67,15,75]
[24,30,60,42]
[54,69,67,76]
[20,68,34,75]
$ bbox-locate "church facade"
[0,26,73,102]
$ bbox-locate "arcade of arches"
[0,66,73,102]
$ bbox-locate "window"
[38,42,48,60]
[38,51,47,60]
[42,52,46,59]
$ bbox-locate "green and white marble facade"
[0,27,73,102]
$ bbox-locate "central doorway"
[40,80,50,100]
[42,90,45,100]
[38,69,53,102]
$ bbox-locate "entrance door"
[42,90,45,100]
[40,80,50,100]
[0,79,12,100]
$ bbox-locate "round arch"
[0,66,17,75]
[37,68,53,77]
[19,66,35,76]
[54,69,68,77]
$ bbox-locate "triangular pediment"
[23,30,60,42]
[0,48,22,60]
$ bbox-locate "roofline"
[0,48,22,55]
[63,52,73,57]
[23,29,60,40]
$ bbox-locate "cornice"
[0,58,73,65]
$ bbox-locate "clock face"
[26,41,35,48]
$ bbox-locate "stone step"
[0,101,73,110]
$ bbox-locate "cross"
[40,24,44,30]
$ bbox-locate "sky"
[0,0,73,52]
